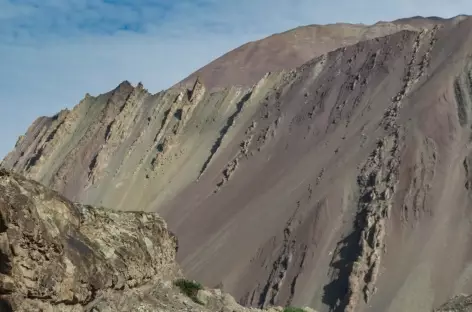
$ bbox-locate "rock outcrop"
[434,295,472,311]
[5,16,472,312]
[0,168,179,311]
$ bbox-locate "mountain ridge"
[174,15,467,90]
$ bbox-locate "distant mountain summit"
[176,15,466,90]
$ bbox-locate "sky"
[0,0,472,159]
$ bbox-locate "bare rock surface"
[5,16,472,312]
[0,168,179,311]
[434,295,472,311]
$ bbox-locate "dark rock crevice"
[198,91,252,178]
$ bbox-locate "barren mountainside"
[0,169,298,312]
[176,16,465,89]
[4,15,472,312]
[0,169,467,312]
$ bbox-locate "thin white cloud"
[0,0,471,158]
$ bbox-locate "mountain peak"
[175,16,459,90]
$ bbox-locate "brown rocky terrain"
[4,15,472,312]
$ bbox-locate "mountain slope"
[4,16,472,312]
[0,168,293,312]
[176,16,465,90]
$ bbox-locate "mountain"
[3,15,472,312]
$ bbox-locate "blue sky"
[0,0,471,159]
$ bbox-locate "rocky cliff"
[4,16,472,312]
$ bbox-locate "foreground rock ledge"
[0,168,183,311]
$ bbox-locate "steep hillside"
[0,170,466,312]
[0,168,294,312]
[176,16,466,90]
[5,16,472,312]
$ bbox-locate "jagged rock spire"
[188,76,206,103]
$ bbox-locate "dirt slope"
[0,168,292,312]
[175,16,465,90]
[4,16,472,312]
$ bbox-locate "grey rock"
[0,168,180,311]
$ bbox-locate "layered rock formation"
[0,168,296,312]
[4,15,472,312]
